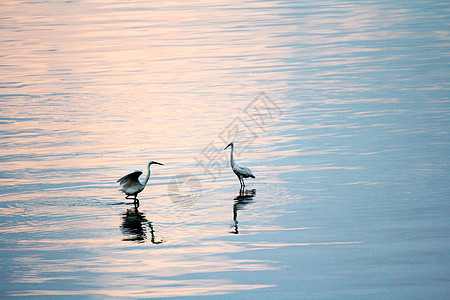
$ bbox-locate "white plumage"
[224,142,255,188]
[117,161,163,203]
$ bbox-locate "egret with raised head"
[117,160,163,205]
[224,142,255,189]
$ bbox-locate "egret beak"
[153,161,164,166]
[224,143,232,150]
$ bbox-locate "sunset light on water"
[0,1,448,298]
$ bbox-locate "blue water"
[0,1,448,298]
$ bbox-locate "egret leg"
[239,186,243,194]
[239,177,245,189]
[133,194,139,207]
[239,177,245,188]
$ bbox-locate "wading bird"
[224,142,255,189]
[117,161,163,205]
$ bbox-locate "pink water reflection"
[2,0,446,298]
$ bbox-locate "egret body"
[117,161,163,203]
[224,142,255,189]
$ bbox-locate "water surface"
[0,0,449,298]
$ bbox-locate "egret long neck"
[143,164,152,184]
[229,145,235,168]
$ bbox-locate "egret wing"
[233,164,255,178]
[117,169,143,188]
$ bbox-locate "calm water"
[1,0,449,298]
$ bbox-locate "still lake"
[0,0,448,298]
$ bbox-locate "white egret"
[117,161,163,204]
[224,142,255,189]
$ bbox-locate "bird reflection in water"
[230,189,256,234]
[120,207,164,244]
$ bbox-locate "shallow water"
[0,0,449,298]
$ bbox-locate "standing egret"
[117,160,163,205]
[224,142,255,189]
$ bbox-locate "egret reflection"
[120,207,164,244]
[230,189,256,234]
